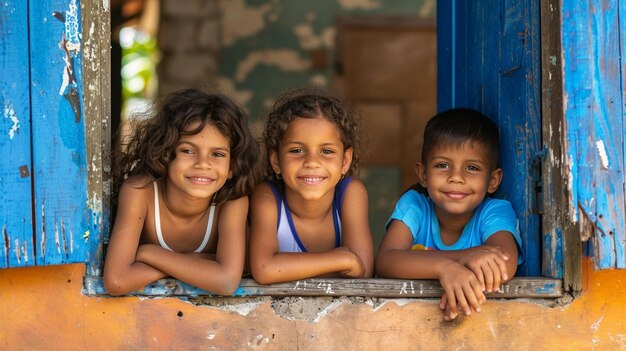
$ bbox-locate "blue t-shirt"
[386,190,524,264]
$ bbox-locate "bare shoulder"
[251,182,275,203]
[220,195,249,211]
[346,178,367,193]
[120,175,154,194]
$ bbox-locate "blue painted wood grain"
[0,2,35,268]
[618,0,626,268]
[561,1,626,269]
[29,0,89,265]
[438,0,542,276]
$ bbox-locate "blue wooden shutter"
[561,1,626,269]
[0,0,90,268]
[437,1,542,276]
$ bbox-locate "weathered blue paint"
[438,1,543,276]
[28,0,90,265]
[0,1,35,268]
[561,1,626,269]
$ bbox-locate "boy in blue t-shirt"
[376,108,523,321]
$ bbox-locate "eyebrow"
[177,140,230,152]
[282,141,342,147]
[429,156,487,164]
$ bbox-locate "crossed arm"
[376,220,518,321]
[103,182,247,296]
[249,181,374,284]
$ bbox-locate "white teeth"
[302,177,323,182]
[189,177,211,182]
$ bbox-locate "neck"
[284,190,334,221]
[435,208,473,236]
[160,180,212,218]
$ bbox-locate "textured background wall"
[158,0,435,122]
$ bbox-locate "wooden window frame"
[82,0,570,299]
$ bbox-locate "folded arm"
[249,183,366,284]
[135,197,248,295]
[103,180,168,295]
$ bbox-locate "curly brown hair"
[263,88,362,182]
[112,88,262,205]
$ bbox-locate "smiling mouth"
[299,176,326,184]
[187,176,214,184]
[445,191,468,200]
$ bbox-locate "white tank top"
[153,181,215,253]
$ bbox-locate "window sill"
[83,277,562,298]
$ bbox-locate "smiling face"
[416,140,502,223]
[270,115,352,202]
[167,121,232,201]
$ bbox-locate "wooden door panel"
[336,18,437,249]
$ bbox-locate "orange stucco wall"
[1,259,624,350]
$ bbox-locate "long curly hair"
[112,88,262,205]
[262,88,362,182]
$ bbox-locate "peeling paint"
[3,102,19,139]
[338,0,382,10]
[41,202,46,257]
[595,140,609,169]
[216,301,263,316]
[591,316,603,331]
[55,0,82,123]
[220,0,279,46]
[13,239,21,264]
[312,299,345,323]
[2,224,8,267]
[235,49,309,82]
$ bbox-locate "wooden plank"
[83,277,563,298]
[0,1,35,268]
[540,0,581,289]
[498,0,542,276]
[29,0,90,265]
[615,0,626,269]
[561,1,626,269]
[82,0,112,277]
[588,0,625,268]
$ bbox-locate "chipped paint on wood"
[82,0,112,277]
[0,0,35,268]
[561,0,626,269]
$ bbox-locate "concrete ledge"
[84,276,563,298]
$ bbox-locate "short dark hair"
[422,108,499,167]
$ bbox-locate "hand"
[458,245,510,292]
[438,260,486,321]
[335,247,366,278]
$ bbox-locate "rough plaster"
[235,49,310,82]
[220,0,280,46]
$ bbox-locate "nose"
[195,153,213,169]
[303,152,321,168]
[447,166,465,183]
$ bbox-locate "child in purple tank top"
[250,88,374,284]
